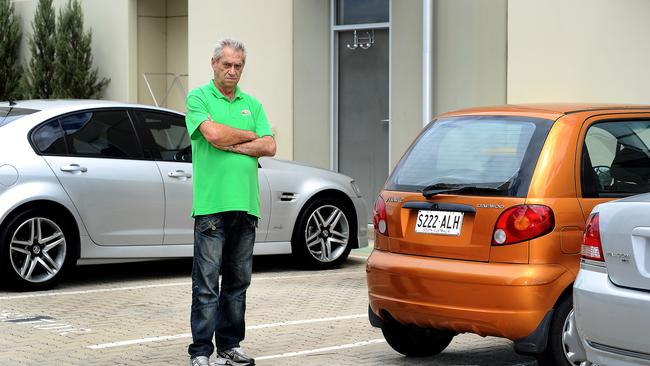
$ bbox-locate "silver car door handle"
[168,170,192,178]
[60,164,88,173]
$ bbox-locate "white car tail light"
[581,213,604,261]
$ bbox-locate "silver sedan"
[565,193,650,366]
[0,100,368,290]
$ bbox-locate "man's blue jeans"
[188,211,257,358]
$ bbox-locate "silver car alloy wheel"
[561,309,587,365]
[304,204,350,262]
[9,217,67,283]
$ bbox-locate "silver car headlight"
[350,180,363,198]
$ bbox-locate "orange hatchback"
[367,104,650,366]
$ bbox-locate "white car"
[0,100,368,290]
[565,193,650,366]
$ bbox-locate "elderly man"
[185,38,276,366]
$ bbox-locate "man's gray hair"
[213,38,247,63]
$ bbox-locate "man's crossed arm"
[198,115,276,157]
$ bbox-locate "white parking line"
[0,271,362,300]
[256,339,386,361]
[348,254,368,260]
[88,332,190,350]
[1,313,91,336]
[87,314,367,350]
[0,282,190,300]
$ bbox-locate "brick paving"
[0,248,536,366]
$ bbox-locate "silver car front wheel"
[2,209,73,290]
[292,197,355,269]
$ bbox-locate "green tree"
[53,0,109,99]
[0,0,22,101]
[23,0,56,99]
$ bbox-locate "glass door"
[333,0,390,220]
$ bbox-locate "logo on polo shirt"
[241,109,251,116]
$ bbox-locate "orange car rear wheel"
[381,318,455,357]
[536,294,579,366]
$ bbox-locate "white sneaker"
[215,347,255,365]
[190,355,210,366]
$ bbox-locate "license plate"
[415,210,464,235]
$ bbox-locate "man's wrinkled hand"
[212,144,237,153]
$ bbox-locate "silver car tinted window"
[139,111,190,162]
[33,119,67,154]
[60,111,142,159]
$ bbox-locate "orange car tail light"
[373,196,388,236]
[492,205,554,245]
[581,213,604,261]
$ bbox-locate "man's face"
[212,47,245,90]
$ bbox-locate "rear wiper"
[421,183,507,198]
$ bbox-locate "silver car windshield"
[386,115,553,197]
[0,107,39,127]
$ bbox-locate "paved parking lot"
[0,245,536,366]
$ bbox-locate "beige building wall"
[138,0,166,107]
[508,0,650,104]
[81,0,137,103]
[14,0,137,102]
[188,0,294,161]
[137,0,187,112]
[433,0,507,115]
[390,0,507,169]
[165,0,188,112]
[15,0,43,71]
[390,0,423,169]
[292,0,330,169]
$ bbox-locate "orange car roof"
[440,103,650,120]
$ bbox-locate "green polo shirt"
[185,80,273,218]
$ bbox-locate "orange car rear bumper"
[366,249,574,340]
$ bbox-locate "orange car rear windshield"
[386,115,553,197]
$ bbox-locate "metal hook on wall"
[346,30,375,50]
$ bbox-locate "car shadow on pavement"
[62,255,304,287]
[63,258,194,287]
[0,254,367,292]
